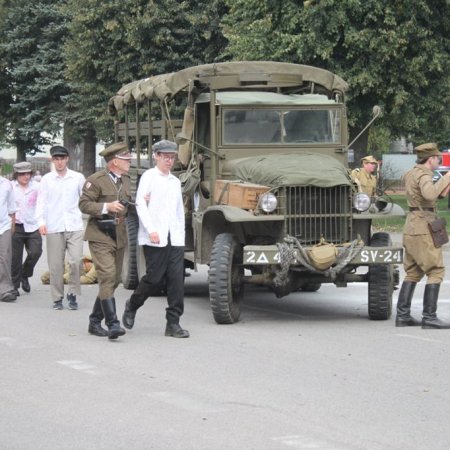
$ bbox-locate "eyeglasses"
[158,153,177,161]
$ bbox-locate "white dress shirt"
[35,169,85,233]
[0,177,15,235]
[136,167,185,247]
[12,179,40,232]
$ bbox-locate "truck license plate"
[354,248,403,264]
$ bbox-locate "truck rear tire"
[368,232,393,320]
[121,214,139,290]
[209,233,244,324]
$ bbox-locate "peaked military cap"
[414,142,441,159]
[152,139,178,154]
[99,142,131,162]
[13,161,33,173]
[361,155,378,164]
[50,145,69,157]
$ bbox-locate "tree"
[222,0,450,158]
[0,0,70,161]
[63,0,229,175]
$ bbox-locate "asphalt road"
[2,236,450,449]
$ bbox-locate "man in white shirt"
[36,146,85,310]
[11,161,43,296]
[122,140,189,338]
[0,165,17,303]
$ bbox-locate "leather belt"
[409,207,434,212]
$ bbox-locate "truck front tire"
[368,232,394,320]
[209,233,244,324]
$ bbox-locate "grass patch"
[373,193,450,232]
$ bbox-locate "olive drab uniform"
[403,165,450,284]
[350,168,377,197]
[396,141,450,329]
[79,170,131,299]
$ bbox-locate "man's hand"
[39,225,47,236]
[106,200,126,214]
[149,232,160,244]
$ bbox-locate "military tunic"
[403,164,450,284]
[350,168,377,196]
[79,170,131,299]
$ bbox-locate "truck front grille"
[283,185,352,245]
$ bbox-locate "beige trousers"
[403,233,445,284]
[46,231,83,301]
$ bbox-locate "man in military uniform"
[396,142,450,329]
[351,155,378,197]
[79,142,132,339]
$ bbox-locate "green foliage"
[223,0,450,146]
[63,0,229,141]
[0,0,229,152]
[0,0,69,153]
[367,125,392,158]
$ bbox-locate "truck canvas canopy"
[108,61,348,115]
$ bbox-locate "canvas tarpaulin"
[109,61,348,115]
[222,153,351,188]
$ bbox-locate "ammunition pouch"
[428,217,449,248]
[96,215,117,241]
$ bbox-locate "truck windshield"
[222,108,341,145]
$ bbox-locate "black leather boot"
[165,322,189,338]
[122,299,137,330]
[101,298,126,339]
[88,297,108,337]
[395,281,420,326]
[422,284,450,329]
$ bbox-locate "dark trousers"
[129,243,185,324]
[11,225,43,288]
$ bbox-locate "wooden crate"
[214,180,270,210]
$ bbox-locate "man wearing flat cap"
[122,139,189,338]
[351,155,378,197]
[11,161,42,296]
[36,145,85,310]
[79,141,132,339]
[396,142,450,329]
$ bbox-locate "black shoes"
[53,298,64,310]
[21,277,30,293]
[67,293,78,310]
[51,295,78,310]
[88,297,108,337]
[1,290,18,302]
[395,281,420,327]
[122,300,136,329]
[100,298,126,340]
[422,284,450,329]
[396,316,421,327]
[165,323,190,338]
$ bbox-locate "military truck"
[108,61,404,324]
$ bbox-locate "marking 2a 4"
[243,245,403,265]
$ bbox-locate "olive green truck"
[109,61,404,324]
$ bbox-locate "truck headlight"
[259,192,277,213]
[353,192,371,212]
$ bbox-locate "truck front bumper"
[243,244,403,266]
